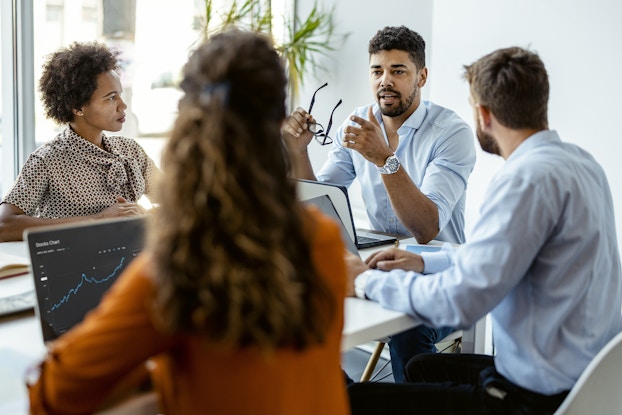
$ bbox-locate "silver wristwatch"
[376,154,400,174]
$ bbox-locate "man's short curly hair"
[38,41,120,124]
[368,26,426,69]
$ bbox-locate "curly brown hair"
[149,29,335,350]
[38,41,120,124]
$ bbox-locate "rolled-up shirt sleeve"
[420,123,475,234]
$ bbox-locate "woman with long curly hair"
[28,30,350,415]
[0,41,158,242]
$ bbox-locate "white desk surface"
[0,239,421,413]
[343,238,421,349]
[0,240,44,413]
[342,297,417,350]
[0,241,28,257]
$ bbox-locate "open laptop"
[24,217,146,342]
[296,179,397,249]
[302,195,360,256]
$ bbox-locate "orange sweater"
[28,208,349,415]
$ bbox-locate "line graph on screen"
[50,256,126,311]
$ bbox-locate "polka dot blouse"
[2,128,159,218]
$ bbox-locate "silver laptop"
[296,179,397,249]
[24,217,146,342]
[302,194,360,256]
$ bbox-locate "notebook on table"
[295,179,397,249]
[24,217,146,343]
[0,251,30,279]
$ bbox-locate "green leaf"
[197,0,346,104]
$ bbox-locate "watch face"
[385,155,400,173]
[377,154,400,174]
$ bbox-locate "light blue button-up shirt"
[316,101,475,244]
[364,130,622,394]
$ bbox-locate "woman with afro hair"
[0,41,158,242]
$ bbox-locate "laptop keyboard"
[355,232,398,249]
[357,235,382,246]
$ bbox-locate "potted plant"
[197,0,343,108]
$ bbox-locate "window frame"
[1,0,35,196]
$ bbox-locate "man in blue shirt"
[346,46,622,414]
[283,26,476,382]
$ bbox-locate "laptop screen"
[24,217,146,342]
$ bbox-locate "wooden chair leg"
[360,342,386,382]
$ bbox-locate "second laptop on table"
[24,217,146,343]
[295,179,397,249]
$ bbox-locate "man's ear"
[476,104,492,129]
[418,67,428,87]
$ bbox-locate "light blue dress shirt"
[364,130,622,394]
[316,101,475,244]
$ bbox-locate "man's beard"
[378,85,418,117]
[476,125,501,156]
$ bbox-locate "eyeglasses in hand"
[307,83,342,146]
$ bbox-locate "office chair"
[552,330,622,415]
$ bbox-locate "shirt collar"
[64,126,100,144]
[401,100,428,132]
[506,129,560,163]
[374,101,428,135]
[62,127,115,155]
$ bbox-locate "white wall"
[299,0,622,259]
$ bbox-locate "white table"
[1,238,491,413]
[0,312,44,414]
[342,297,417,350]
[0,241,28,257]
[0,240,43,414]
[0,240,421,414]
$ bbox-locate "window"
[31,0,201,161]
[1,0,36,197]
[0,7,5,182]
[0,4,4,193]
[2,0,291,196]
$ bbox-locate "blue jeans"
[389,325,456,383]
